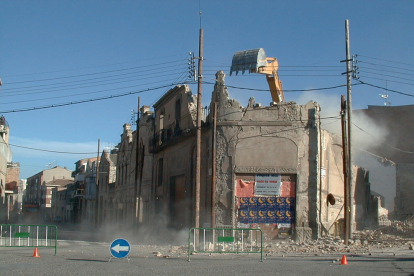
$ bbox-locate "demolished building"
[353,104,414,219]
[93,70,385,241]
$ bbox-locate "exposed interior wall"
[395,163,414,219]
[319,131,345,235]
[353,151,396,211]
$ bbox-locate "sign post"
[109,238,131,263]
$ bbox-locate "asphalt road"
[0,238,413,276]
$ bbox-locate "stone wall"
[395,163,414,219]
[211,71,322,239]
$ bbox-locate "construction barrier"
[0,224,58,255]
[188,227,263,262]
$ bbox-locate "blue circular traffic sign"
[109,238,131,259]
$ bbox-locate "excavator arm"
[230,48,285,104]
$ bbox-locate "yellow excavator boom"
[230,48,285,104]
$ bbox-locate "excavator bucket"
[229,48,285,104]
[230,48,267,75]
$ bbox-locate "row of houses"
[3,71,413,242]
[0,115,26,224]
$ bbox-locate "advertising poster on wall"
[238,196,295,225]
[254,174,281,196]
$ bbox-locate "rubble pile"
[263,237,371,255]
[354,216,414,241]
[140,218,414,257]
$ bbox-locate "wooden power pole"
[345,19,354,238]
[195,23,204,230]
[340,96,350,245]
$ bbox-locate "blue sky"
[0,1,413,179]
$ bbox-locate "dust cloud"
[58,214,189,246]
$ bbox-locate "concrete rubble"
[141,217,414,257]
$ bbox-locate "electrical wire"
[357,63,413,77]
[357,69,414,83]
[203,72,342,77]
[357,54,414,68]
[3,58,188,85]
[2,53,188,78]
[3,79,184,105]
[357,75,414,87]
[0,83,181,114]
[357,60,414,73]
[357,80,414,97]
[203,81,349,92]
[1,142,96,155]
[1,62,189,94]
[4,114,340,156]
[352,122,413,154]
[1,69,189,103]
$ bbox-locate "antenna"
[104,143,115,153]
[379,80,391,106]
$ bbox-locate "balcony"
[152,120,187,149]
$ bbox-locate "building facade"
[90,71,380,241]
[25,166,73,223]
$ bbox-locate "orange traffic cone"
[340,255,348,265]
[33,247,40,258]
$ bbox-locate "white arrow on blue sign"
[109,238,131,259]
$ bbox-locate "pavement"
[0,239,413,276]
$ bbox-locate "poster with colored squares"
[238,196,295,225]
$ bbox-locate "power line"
[203,71,342,77]
[357,60,414,73]
[1,69,189,101]
[2,142,96,155]
[1,62,189,94]
[203,65,343,71]
[3,58,188,85]
[0,83,180,114]
[358,69,414,84]
[357,54,414,68]
[5,114,340,156]
[1,67,189,104]
[358,63,414,76]
[2,79,182,105]
[203,81,349,92]
[2,53,188,78]
[357,80,414,97]
[352,122,413,154]
[356,75,414,86]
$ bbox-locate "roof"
[153,85,189,109]
[43,179,73,187]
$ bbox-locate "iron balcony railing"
[150,106,210,151]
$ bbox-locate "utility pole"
[95,139,100,227]
[345,19,354,238]
[195,14,204,230]
[340,96,349,245]
[134,97,141,227]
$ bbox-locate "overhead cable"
[203,81,349,92]
[357,80,414,97]
[0,83,181,114]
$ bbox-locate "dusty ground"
[145,216,414,259]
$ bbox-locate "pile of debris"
[265,217,414,255]
[354,216,414,241]
[141,217,414,257]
